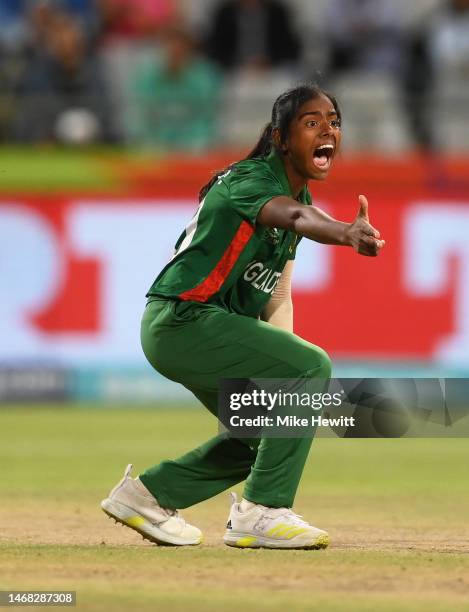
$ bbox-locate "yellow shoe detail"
[266,523,290,537]
[284,527,309,539]
[313,534,329,549]
[125,515,146,528]
[266,524,309,539]
[235,536,258,547]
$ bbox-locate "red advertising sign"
[1,194,468,366]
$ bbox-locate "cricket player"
[102,83,385,549]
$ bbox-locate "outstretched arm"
[258,194,385,257]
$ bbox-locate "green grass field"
[0,148,118,192]
[1,406,468,611]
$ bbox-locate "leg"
[141,432,258,510]
[140,299,331,509]
[140,384,259,508]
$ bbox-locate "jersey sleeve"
[287,234,301,260]
[224,162,285,226]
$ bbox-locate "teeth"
[316,144,334,150]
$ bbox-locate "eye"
[330,119,341,129]
[305,120,319,128]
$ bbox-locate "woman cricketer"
[102,84,385,549]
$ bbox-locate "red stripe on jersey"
[179,220,254,302]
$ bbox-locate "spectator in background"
[13,3,114,144]
[321,0,413,154]
[95,0,176,142]
[400,0,469,152]
[205,0,301,72]
[325,0,406,76]
[427,0,469,75]
[0,0,29,140]
[41,0,100,33]
[97,0,175,41]
[0,0,29,52]
[424,0,469,151]
[402,22,434,150]
[130,25,221,151]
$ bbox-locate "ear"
[272,128,282,150]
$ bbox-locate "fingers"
[358,238,386,256]
[360,233,384,247]
[355,195,381,238]
[358,194,369,221]
[364,224,380,239]
[350,199,386,255]
[361,234,378,247]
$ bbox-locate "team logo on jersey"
[265,227,280,245]
[243,261,282,294]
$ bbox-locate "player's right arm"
[258,194,385,257]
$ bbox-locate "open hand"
[345,195,385,257]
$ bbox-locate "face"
[165,32,192,71]
[279,94,342,183]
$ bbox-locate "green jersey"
[147,149,312,318]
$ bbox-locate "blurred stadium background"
[1,0,469,405]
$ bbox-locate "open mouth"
[313,144,334,171]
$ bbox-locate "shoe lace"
[255,506,309,531]
[276,508,309,527]
[164,508,186,526]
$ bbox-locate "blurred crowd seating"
[0,0,468,153]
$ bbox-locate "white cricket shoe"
[101,464,202,546]
[223,493,329,549]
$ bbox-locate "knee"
[302,345,332,379]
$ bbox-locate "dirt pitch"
[1,406,468,611]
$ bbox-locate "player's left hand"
[346,195,385,257]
